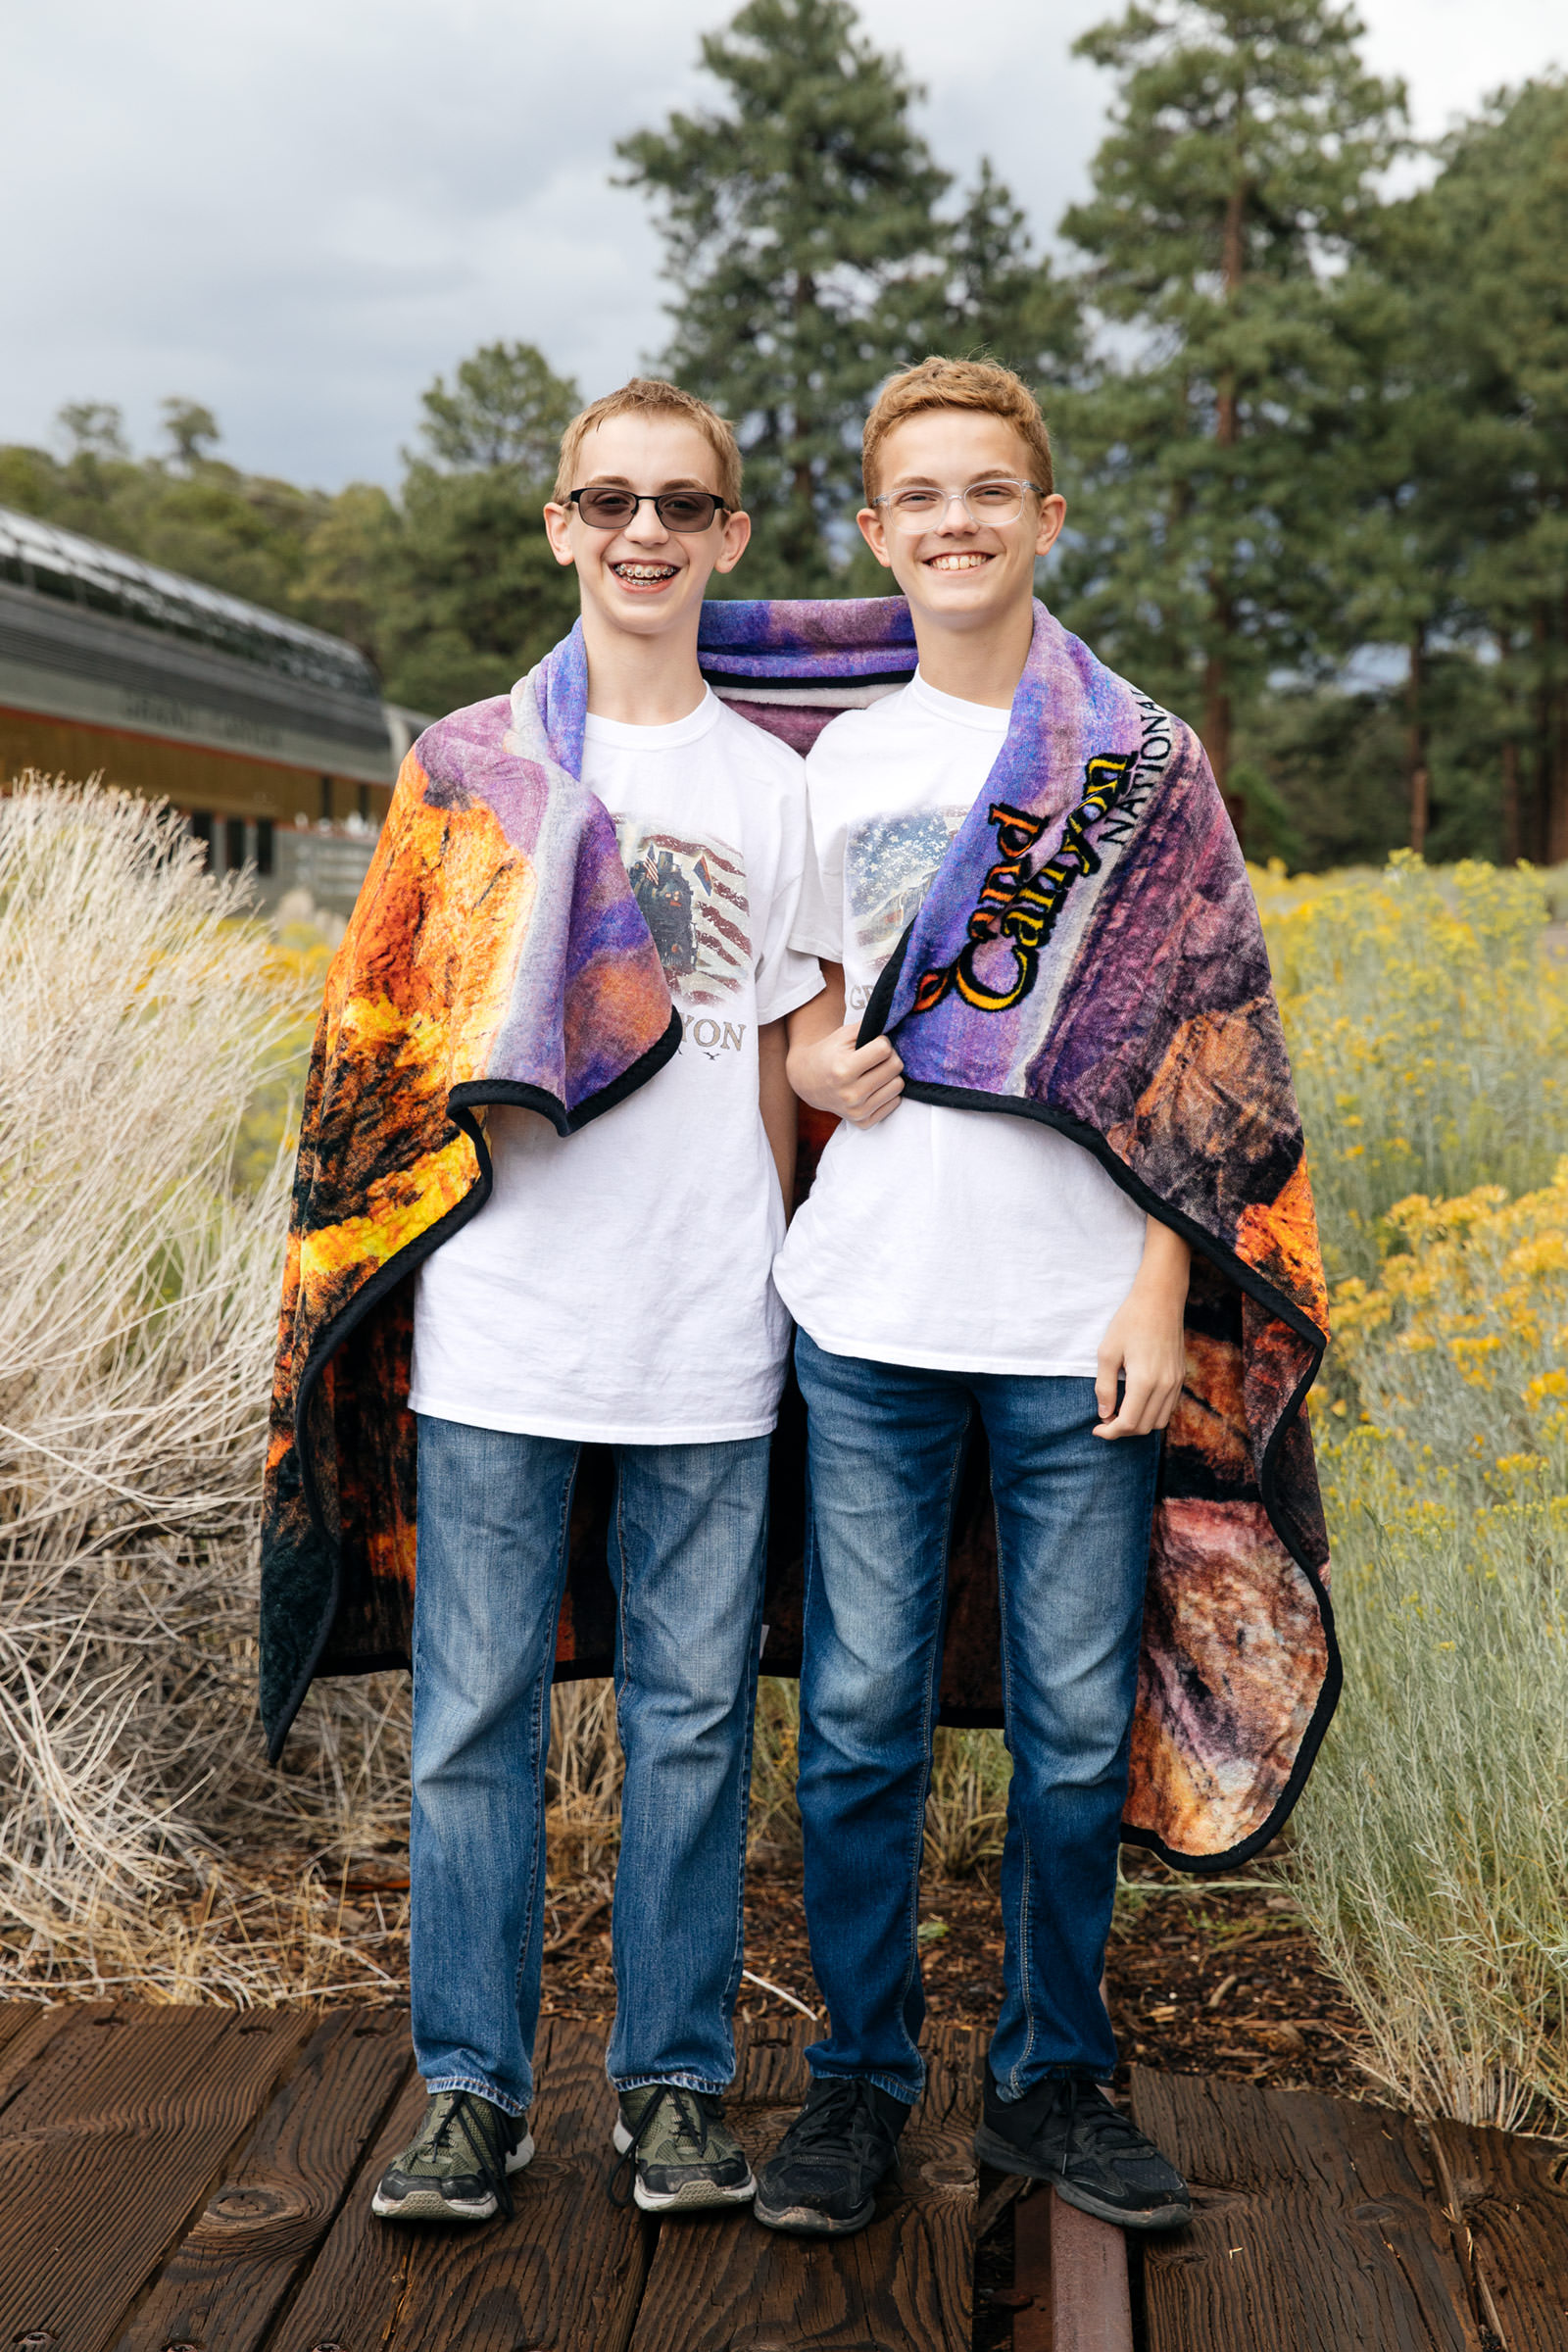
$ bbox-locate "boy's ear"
[857,507,895,570]
[542,500,578,569]
[711,507,753,576]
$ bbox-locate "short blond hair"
[554,377,743,508]
[862,357,1054,501]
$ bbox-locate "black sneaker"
[371,2089,533,2223]
[973,2068,1190,2230]
[754,2076,910,2236]
[612,2084,756,2214]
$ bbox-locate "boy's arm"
[760,1018,798,1211]
[785,962,905,1128]
[1094,1219,1192,1439]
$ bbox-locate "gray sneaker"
[371,2089,533,2223]
[612,2083,756,2213]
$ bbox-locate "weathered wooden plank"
[0,1999,94,2117]
[626,2018,979,2352]
[116,2006,413,2352]
[1132,2069,1482,2352]
[0,2000,315,2352]
[1428,2119,1568,2352]
[263,2015,649,2352]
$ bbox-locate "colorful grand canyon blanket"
[260,596,1335,1874]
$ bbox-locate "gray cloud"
[4,0,1560,490]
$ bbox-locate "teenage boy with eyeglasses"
[757,359,1192,2237]
[372,379,822,2226]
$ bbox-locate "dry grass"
[1281,1169,1568,2131]
[0,778,412,2000]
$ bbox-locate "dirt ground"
[105,1837,1365,2110]
[519,1844,1368,2104]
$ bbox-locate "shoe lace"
[416,2092,514,2215]
[1068,2082,1141,2146]
[782,2079,885,2166]
[609,2087,718,2208]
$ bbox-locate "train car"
[0,503,426,911]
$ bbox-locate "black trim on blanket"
[269,1006,684,1761]
[858,923,1341,1877]
[450,1003,683,1138]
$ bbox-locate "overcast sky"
[5,0,1562,492]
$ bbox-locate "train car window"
[188,811,214,868]
[224,815,247,872]
[256,817,274,877]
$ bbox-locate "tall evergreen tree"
[617,0,947,591]
[618,0,1077,593]
[938,160,1084,389]
[1056,1,1406,835]
[1392,80,1568,864]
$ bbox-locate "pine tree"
[617,0,1077,593]
[938,160,1084,388]
[1392,81,1568,864]
[617,0,947,591]
[1056,1,1406,836]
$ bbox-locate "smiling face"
[543,413,751,642]
[857,410,1066,638]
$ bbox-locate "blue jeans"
[409,1413,769,2117]
[793,1332,1158,2105]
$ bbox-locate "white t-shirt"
[773,668,1148,1375]
[409,690,823,1444]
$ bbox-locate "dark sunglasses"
[566,486,728,532]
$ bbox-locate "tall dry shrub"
[1284,1168,1568,2129]
[0,780,408,1991]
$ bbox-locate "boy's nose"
[625,504,672,545]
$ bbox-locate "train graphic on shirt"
[844,806,970,1005]
[616,822,752,1009]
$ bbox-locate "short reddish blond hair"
[554,377,743,509]
[862,357,1054,500]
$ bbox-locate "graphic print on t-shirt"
[844,808,969,1008]
[617,822,752,1006]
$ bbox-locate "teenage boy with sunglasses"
[372,379,822,2227]
[757,359,1192,2237]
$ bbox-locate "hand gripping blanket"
[261,594,1336,1873]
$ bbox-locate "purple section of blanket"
[414,624,671,1113]
[699,596,917,678]
[419,696,552,858]
[715,696,843,756]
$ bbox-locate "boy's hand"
[1094,1220,1191,1439]
[792,1026,905,1127]
[785,962,905,1128]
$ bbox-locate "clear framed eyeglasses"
[871,479,1045,528]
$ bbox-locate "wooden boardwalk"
[0,1998,1561,2350]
